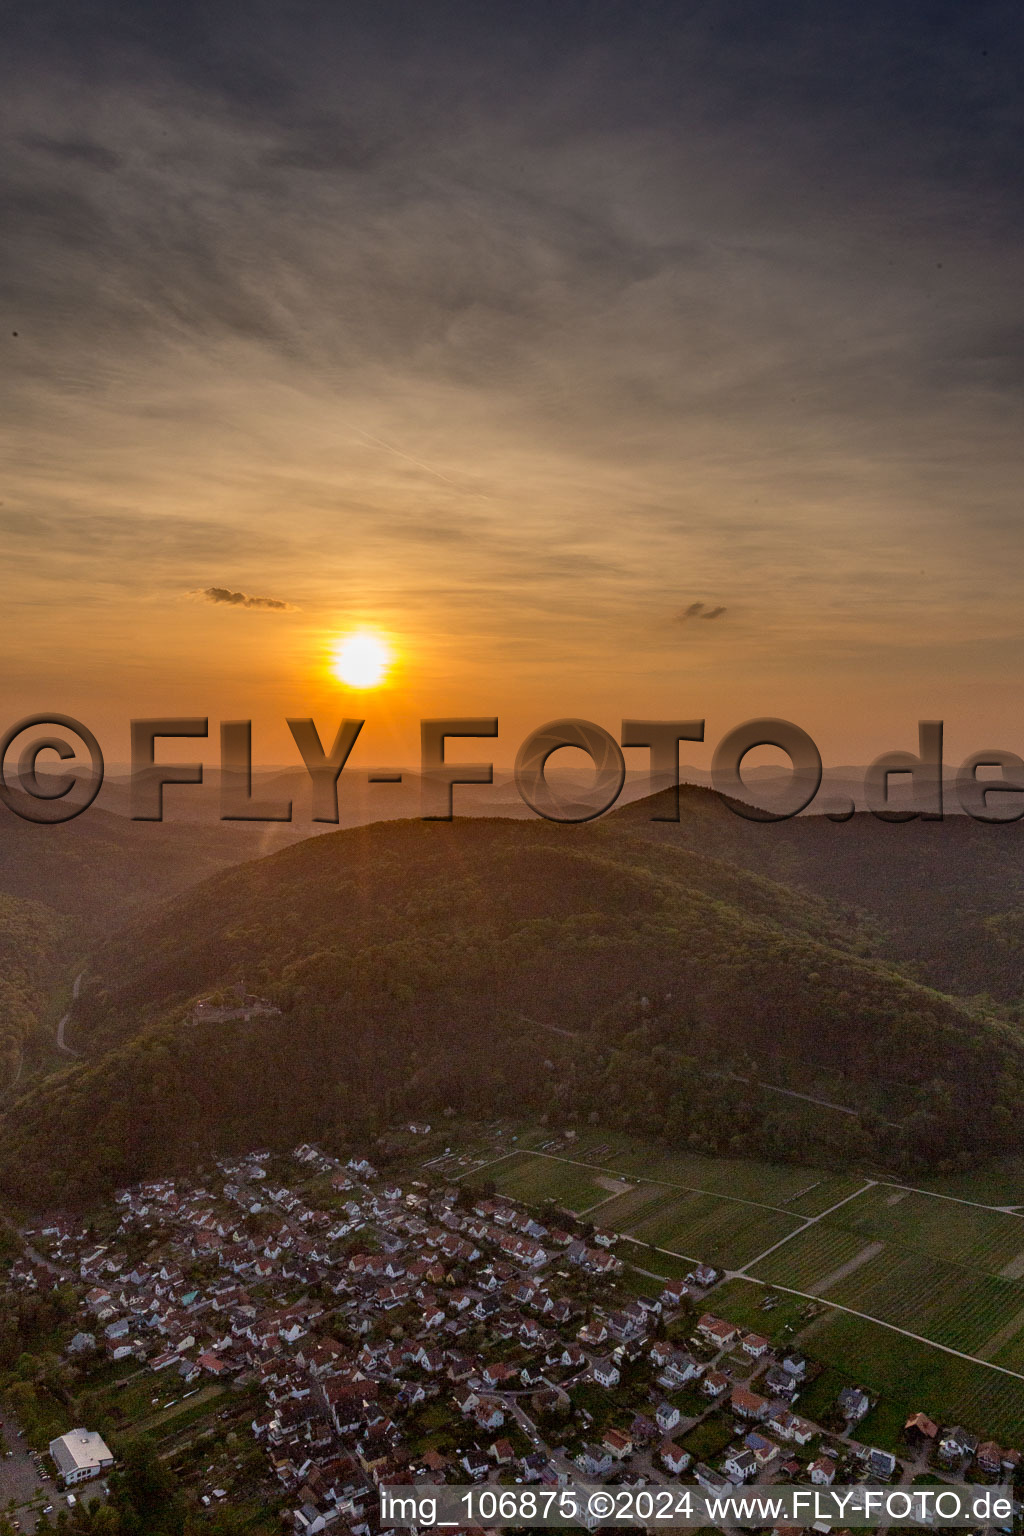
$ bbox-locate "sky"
[2,0,1023,773]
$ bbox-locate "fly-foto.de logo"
[1,713,1021,826]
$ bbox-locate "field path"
[730,1178,876,1275]
[722,1272,1024,1387]
[976,1302,1024,1361]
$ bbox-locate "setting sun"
[331,632,391,689]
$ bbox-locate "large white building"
[49,1428,114,1485]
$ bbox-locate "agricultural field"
[701,1278,814,1342]
[803,1309,1024,1443]
[754,1221,878,1291]
[620,1149,830,1207]
[710,1280,1024,1444]
[832,1183,1024,1275]
[580,1180,803,1269]
[782,1173,872,1217]
[583,1183,683,1231]
[627,1191,801,1270]
[482,1152,611,1212]
[910,1159,1024,1208]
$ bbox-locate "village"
[2,1126,1022,1535]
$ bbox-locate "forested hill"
[611,784,1024,1004]
[0,804,288,1095]
[0,805,283,935]
[1,813,1021,1206]
[0,894,68,1093]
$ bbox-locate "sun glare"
[331,632,391,688]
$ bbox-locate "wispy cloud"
[193,586,297,611]
[678,601,727,622]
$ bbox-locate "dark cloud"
[678,602,726,622]
[19,132,122,171]
[195,586,297,611]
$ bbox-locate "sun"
[331,632,391,688]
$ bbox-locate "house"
[660,1278,690,1308]
[482,1360,518,1389]
[742,1332,771,1359]
[696,1314,738,1348]
[809,1456,836,1485]
[591,1356,621,1388]
[764,1365,799,1399]
[723,1449,757,1483]
[837,1386,872,1424]
[659,1349,703,1388]
[602,1428,633,1460]
[768,1407,815,1445]
[702,1369,730,1398]
[655,1401,681,1433]
[659,1440,691,1475]
[939,1427,979,1464]
[866,1447,897,1480]
[197,1352,231,1376]
[904,1412,939,1445]
[693,1264,718,1287]
[976,1441,1003,1477]
[491,1438,514,1465]
[731,1387,770,1421]
[695,1463,730,1494]
[743,1432,779,1469]
[461,1450,491,1480]
[473,1398,505,1431]
[630,1414,659,1447]
[576,1445,613,1478]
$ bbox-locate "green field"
[755,1221,876,1290]
[484,1152,611,1212]
[783,1173,872,1217]
[834,1184,1024,1274]
[620,1149,830,1206]
[804,1309,1024,1442]
[627,1191,801,1269]
[909,1160,1024,1207]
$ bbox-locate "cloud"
[193,586,297,611]
[19,132,123,172]
[678,601,726,622]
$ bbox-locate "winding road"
[55,970,84,1057]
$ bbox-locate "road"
[0,1210,75,1282]
[55,971,84,1057]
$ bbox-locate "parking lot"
[0,1408,51,1532]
